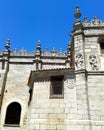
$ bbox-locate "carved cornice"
[87,71,104,75]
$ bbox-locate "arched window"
[100,42,104,54]
[5,102,21,125]
[98,37,104,54]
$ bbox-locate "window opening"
[100,42,104,54]
[5,102,21,125]
[50,76,64,98]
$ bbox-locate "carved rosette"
[75,53,84,70]
[89,55,98,71]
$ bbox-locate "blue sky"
[0,0,104,52]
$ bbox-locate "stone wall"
[0,63,34,130]
[27,70,77,130]
[0,51,68,130]
[88,74,104,121]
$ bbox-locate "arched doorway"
[5,102,21,125]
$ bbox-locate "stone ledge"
[4,124,20,127]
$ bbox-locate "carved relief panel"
[75,53,84,70]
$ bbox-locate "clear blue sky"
[0,0,104,52]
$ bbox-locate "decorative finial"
[51,48,55,53]
[46,48,48,51]
[38,40,40,44]
[5,39,10,51]
[67,42,71,53]
[35,40,41,55]
[94,16,97,20]
[36,40,41,51]
[74,5,81,21]
[60,48,62,54]
[84,17,88,23]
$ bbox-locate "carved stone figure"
[75,53,84,70]
[89,55,98,70]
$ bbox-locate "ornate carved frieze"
[75,53,84,70]
[83,16,104,27]
[89,55,98,71]
[10,49,67,57]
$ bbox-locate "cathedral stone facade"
[0,6,104,130]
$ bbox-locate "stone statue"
[75,53,84,70]
[89,55,98,71]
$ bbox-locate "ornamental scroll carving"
[75,53,84,70]
[89,55,98,71]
